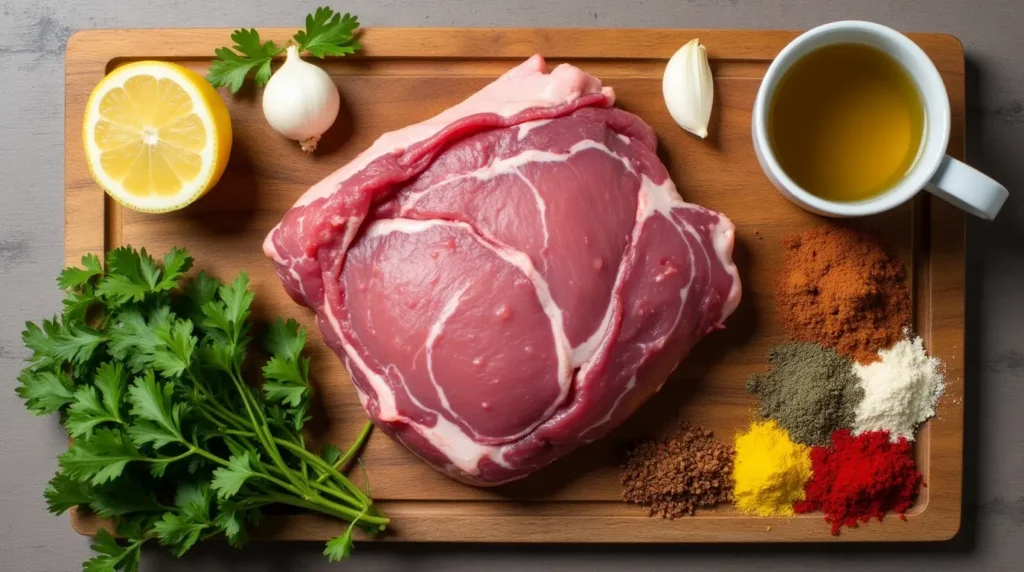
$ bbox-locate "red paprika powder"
[794,429,923,535]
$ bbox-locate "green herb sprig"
[207,7,361,93]
[17,246,385,571]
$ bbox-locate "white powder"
[852,336,944,441]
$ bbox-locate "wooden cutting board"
[64,28,966,543]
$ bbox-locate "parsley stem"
[193,383,250,428]
[186,445,234,468]
[193,401,316,497]
[192,400,240,432]
[298,433,309,482]
[225,368,306,493]
[324,421,373,476]
[312,495,389,527]
[150,449,194,465]
[115,538,146,567]
[221,435,328,500]
[187,445,306,499]
[250,492,389,526]
[271,438,370,506]
[193,433,371,521]
[307,478,360,507]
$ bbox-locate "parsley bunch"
[17,246,386,570]
[207,7,361,93]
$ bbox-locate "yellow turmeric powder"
[733,420,812,516]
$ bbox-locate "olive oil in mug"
[769,43,925,202]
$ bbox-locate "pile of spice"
[620,225,942,535]
[854,335,945,440]
[732,420,812,516]
[776,226,910,364]
[746,342,864,446]
[620,424,735,518]
[795,429,923,535]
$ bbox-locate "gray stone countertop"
[1,1,1020,570]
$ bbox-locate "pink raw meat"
[264,55,741,486]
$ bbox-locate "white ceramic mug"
[752,21,1008,220]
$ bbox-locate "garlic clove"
[262,45,341,152]
[662,38,714,139]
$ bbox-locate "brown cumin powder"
[620,424,734,518]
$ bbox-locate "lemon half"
[83,61,232,213]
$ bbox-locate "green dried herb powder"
[746,343,864,446]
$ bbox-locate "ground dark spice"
[794,429,923,535]
[620,424,735,518]
[746,342,864,446]
[776,226,910,364]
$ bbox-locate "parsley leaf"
[91,245,189,307]
[44,471,93,515]
[268,401,310,433]
[199,271,254,355]
[262,317,311,428]
[115,515,159,543]
[196,341,239,375]
[96,247,161,305]
[67,387,114,437]
[263,317,306,361]
[88,478,166,518]
[67,366,125,437]
[320,443,342,466]
[109,310,196,378]
[323,523,356,562]
[66,362,127,437]
[152,319,198,378]
[22,317,106,367]
[126,371,186,449]
[158,248,194,292]
[22,318,62,366]
[187,271,222,307]
[220,271,255,333]
[17,368,75,415]
[294,8,361,58]
[207,28,284,93]
[208,8,361,93]
[153,483,213,556]
[96,363,128,420]
[56,322,107,364]
[197,273,252,374]
[84,529,143,572]
[212,498,263,548]
[214,508,245,548]
[108,310,164,373]
[262,355,309,408]
[211,451,258,499]
[62,289,98,322]
[199,301,233,345]
[182,271,222,321]
[58,253,103,290]
[59,428,143,485]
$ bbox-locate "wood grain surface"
[65,28,965,543]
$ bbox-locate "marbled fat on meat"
[263,55,742,486]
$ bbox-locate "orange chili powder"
[776,226,910,364]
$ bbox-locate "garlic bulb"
[262,45,341,152]
[662,38,714,138]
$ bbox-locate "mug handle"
[925,155,1008,220]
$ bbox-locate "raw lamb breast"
[264,55,741,486]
